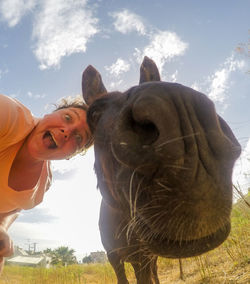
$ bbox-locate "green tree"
[43,246,77,266]
[82,255,92,264]
[43,248,53,254]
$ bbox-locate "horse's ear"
[139,56,161,84]
[82,65,107,106]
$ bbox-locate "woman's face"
[26,107,91,160]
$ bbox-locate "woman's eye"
[75,134,83,145]
[65,114,72,121]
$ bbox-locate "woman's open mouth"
[43,131,58,149]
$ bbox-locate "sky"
[0,0,249,261]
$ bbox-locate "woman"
[0,94,92,273]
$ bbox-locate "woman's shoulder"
[0,94,29,114]
[0,94,30,113]
[0,94,36,149]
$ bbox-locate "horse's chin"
[140,222,231,258]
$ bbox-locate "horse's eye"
[87,110,102,132]
[91,110,101,121]
[87,97,110,132]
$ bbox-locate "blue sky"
[0,0,249,260]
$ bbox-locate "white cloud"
[0,68,9,79]
[104,58,131,90]
[111,9,146,35]
[0,0,99,70]
[170,70,178,82]
[27,91,46,99]
[134,31,188,73]
[105,58,130,76]
[32,0,99,70]
[109,79,124,91]
[233,138,250,195]
[0,0,36,27]
[208,69,228,103]
[190,82,201,92]
[207,55,245,103]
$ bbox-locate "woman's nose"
[60,128,70,139]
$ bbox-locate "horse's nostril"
[131,119,159,145]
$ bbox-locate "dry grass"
[0,196,249,284]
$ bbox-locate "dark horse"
[81,57,241,284]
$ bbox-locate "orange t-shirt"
[0,94,52,213]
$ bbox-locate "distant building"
[6,246,51,268]
[7,256,47,267]
[12,246,29,257]
[89,251,107,263]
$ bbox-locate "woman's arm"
[0,210,20,274]
[0,210,20,255]
[0,210,20,230]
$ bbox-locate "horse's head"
[82,57,241,257]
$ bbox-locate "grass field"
[0,195,249,284]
